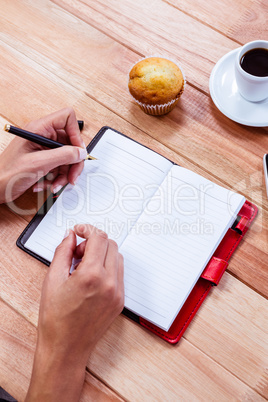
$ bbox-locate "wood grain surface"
[0,0,267,400]
[165,0,268,44]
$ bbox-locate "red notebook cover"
[135,200,257,343]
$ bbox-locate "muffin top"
[128,57,184,105]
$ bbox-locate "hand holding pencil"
[0,108,92,203]
[4,122,96,160]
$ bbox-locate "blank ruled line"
[34,240,56,252]
[130,232,207,256]
[171,175,234,207]
[126,237,205,264]
[96,147,164,178]
[124,265,185,297]
[124,295,167,318]
[124,250,191,281]
[124,282,172,313]
[106,141,167,173]
[124,285,170,314]
[124,244,197,275]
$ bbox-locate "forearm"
[25,341,86,402]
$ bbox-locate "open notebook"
[19,127,246,333]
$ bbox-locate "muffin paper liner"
[133,96,181,115]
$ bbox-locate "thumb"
[34,146,87,174]
[49,230,77,279]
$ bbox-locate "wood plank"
[0,117,13,151]
[0,300,123,401]
[0,300,36,401]
[229,0,268,43]
[90,315,267,401]
[51,0,238,93]
[164,0,268,44]
[229,210,268,299]
[1,1,267,207]
[0,205,267,399]
[184,274,268,397]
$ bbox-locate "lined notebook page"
[24,129,245,331]
[120,165,245,331]
[24,129,172,261]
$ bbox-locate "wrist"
[26,340,86,402]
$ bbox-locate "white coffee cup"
[234,40,268,102]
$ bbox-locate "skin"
[0,108,125,401]
[25,225,124,402]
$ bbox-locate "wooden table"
[0,1,267,400]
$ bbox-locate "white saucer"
[209,48,268,127]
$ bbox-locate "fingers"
[31,146,86,178]
[104,239,119,274]
[50,164,70,193]
[73,226,121,272]
[49,230,77,279]
[25,107,85,149]
[73,224,109,271]
[33,170,59,192]
[74,240,86,260]
[105,239,124,296]
[117,253,124,295]
[67,161,85,186]
[73,225,118,273]
[32,154,84,193]
[44,107,85,148]
[73,224,124,307]
[22,108,86,191]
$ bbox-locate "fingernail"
[63,229,70,239]
[33,187,43,193]
[78,148,87,161]
[52,184,63,194]
[82,141,87,149]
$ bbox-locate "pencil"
[4,122,97,161]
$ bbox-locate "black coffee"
[240,48,268,77]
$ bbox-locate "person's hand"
[0,108,87,203]
[25,224,124,402]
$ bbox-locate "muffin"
[128,57,185,115]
